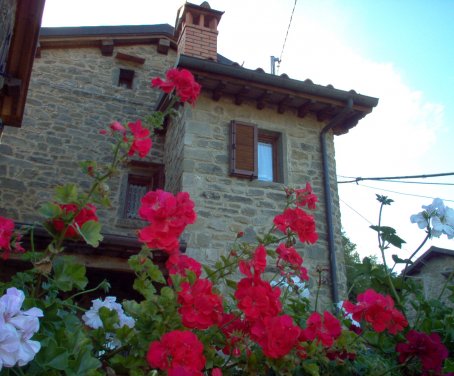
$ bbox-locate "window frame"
[118,68,135,89]
[122,162,165,220]
[230,120,282,183]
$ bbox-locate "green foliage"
[52,256,88,292]
[78,220,103,247]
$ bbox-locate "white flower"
[336,301,360,328]
[411,198,454,239]
[0,323,20,370]
[82,296,135,330]
[0,288,43,370]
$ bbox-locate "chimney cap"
[174,1,224,37]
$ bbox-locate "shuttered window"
[230,121,282,182]
[230,121,258,179]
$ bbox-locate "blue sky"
[42,0,454,263]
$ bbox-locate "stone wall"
[0,43,176,236]
[408,255,454,307]
[0,39,347,306]
[177,94,346,307]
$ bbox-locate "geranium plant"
[0,68,453,376]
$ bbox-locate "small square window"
[118,68,135,89]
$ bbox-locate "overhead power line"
[374,179,454,186]
[277,0,298,74]
[339,198,373,225]
[354,183,454,203]
[337,172,454,184]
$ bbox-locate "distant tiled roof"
[404,246,454,276]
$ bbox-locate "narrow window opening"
[123,164,165,219]
[118,68,135,89]
[258,131,279,182]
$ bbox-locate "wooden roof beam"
[277,95,294,114]
[212,81,226,101]
[316,104,335,122]
[297,100,316,118]
[256,90,271,110]
[234,86,250,106]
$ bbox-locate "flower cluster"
[300,311,342,347]
[0,288,43,370]
[411,198,454,239]
[0,216,24,260]
[276,243,309,281]
[274,208,318,244]
[151,68,201,105]
[147,330,206,375]
[295,182,318,210]
[138,190,197,256]
[396,330,449,374]
[343,289,407,334]
[82,296,135,330]
[101,119,152,158]
[52,203,98,239]
[177,279,223,330]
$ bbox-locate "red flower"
[273,207,318,244]
[219,313,250,357]
[250,315,301,358]
[127,119,152,158]
[152,68,201,105]
[52,203,98,239]
[147,330,205,374]
[276,243,303,267]
[138,190,197,254]
[0,216,16,260]
[396,330,449,374]
[167,255,202,278]
[239,244,267,278]
[301,311,342,347]
[235,277,281,321]
[211,368,222,376]
[295,182,318,210]
[109,121,126,133]
[343,289,407,334]
[178,279,224,329]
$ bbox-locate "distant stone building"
[405,246,454,306]
[0,2,378,307]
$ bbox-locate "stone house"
[405,246,454,306]
[0,2,378,306]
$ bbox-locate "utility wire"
[277,0,298,74]
[337,172,454,184]
[339,198,374,225]
[353,183,454,203]
[372,179,454,186]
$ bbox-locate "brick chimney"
[174,2,224,61]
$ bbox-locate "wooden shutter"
[230,121,258,179]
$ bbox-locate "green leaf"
[98,306,120,332]
[39,202,62,219]
[369,225,406,248]
[53,256,88,292]
[303,362,320,376]
[376,194,394,205]
[78,220,103,247]
[392,254,413,264]
[225,279,237,290]
[55,184,78,204]
[36,338,69,371]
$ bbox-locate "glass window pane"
[258,142,273,181]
